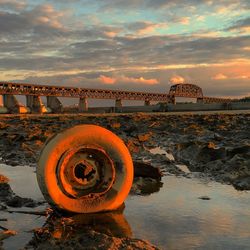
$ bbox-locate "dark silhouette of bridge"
[0,82,232,113]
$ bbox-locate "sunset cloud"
[169,76,185,84]
[99,75,159,85]
[0,0,249,98]
[126,21,168,35]
[212,73,228,80]
[120,76,159,85]
[179,17,190,25]
[212,73,250,80]
[226,17,250,34]
[99,75,116,84]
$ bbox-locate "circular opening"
[74,162,96,181]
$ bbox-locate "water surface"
[1,164,249,249]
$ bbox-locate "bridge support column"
[168,95,176,104]
[144,100,150,106]
[26,95,47,113]
[79,97,88,112]
[115,99,122,112]
[47,96,63,113]
[115,99,122,108]
[0,95,7,114]
[3,94,29,113]
[197,98,204,103]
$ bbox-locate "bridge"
[169,83,232,104]
[0,82,231,113]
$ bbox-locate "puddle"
[0,164,46,250]
[149,147,175,161]
[1,164,250,249]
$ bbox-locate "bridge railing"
[0,82,168,102]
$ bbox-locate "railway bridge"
[0,82,231,113]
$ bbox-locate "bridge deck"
[0,82,232,104]
[0,82,169,102]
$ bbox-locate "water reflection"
[26,207,132,248]
[131,177,163,195]
[1,164,250,250]
[133,160,163,195]
[125,176,250,249]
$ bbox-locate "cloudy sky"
[0,0,250,98]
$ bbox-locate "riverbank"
[0,111,249,249]
[0,111,249,190]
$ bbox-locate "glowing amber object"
[37,125,134,213]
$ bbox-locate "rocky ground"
[0,112,249,189]
[0,112,250,249]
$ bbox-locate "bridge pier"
[0,95,7,113]
[115,99,122,112]
[144,100,150,106]
[47,96,63,113]
[3,94,29,113]
[115,99,122,108]
[197,98,204,103]
[168,95,176,104]
[79,97,88,112]
[26,95,48,113]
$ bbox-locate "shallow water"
[1,164,250,250]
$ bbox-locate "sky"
[0,0,250,98]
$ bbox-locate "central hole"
[74,163,96,181]
[74,163,87,180]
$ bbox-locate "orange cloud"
[30,4,66,29]
[179,17,190,25]
[212,73,228,80]
[169,75,185,84]
[121,76,158,85]
[212,73,249,80]
[104,31,118,38]
[99,75,158,85]
[99,75,116,84]
[130,21,168,35]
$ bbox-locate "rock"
[0,203,7,210]
[0,183,14,201]
[29,229,159,250]
[227,145,250,158]
[6,195,37,208]
[0,113,250,192]
[138,133,152,142]
[233,176,250,190]
[196,146,226,163]
[198,196,211,200]
[134,161,162,180]
[110,122,121,129]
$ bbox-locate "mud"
[0,112,249,248]
[0,113,249,190]
[25,207,158,250]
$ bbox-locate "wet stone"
[134,161,162,180]
[0,183,14,201]
[198,196,211,200]
[6,195,37,208]
[233,176,250,191]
